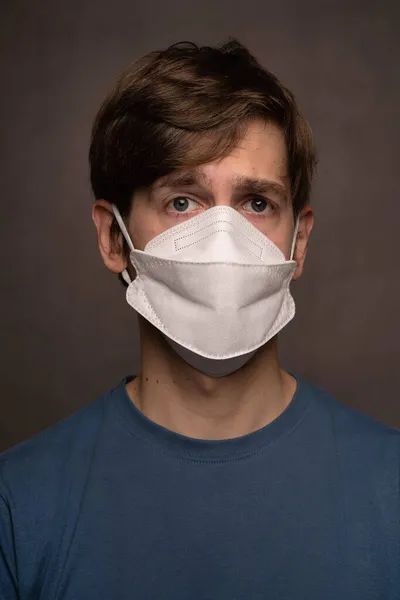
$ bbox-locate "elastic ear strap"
[112,204,134,285]
[112,204,136,253]
[290,217,300,261]
[121,269,132,285]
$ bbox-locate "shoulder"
[0,385,117,505]
[305,378,400,436]
[0,383,124,594]
[300,377,400,465]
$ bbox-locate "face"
[93,119,314,280]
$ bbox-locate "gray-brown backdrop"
[1,0,399,452]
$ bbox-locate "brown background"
[1,0,399,452]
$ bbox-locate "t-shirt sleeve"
[0,493,19,600]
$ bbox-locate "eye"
[242,196,274,215]
[167,197,200,214]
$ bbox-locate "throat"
[126,335,296,440]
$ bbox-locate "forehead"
[231,119,287,162]
[153,120,289,194]
[207,119,287,181]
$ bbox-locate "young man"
[1,40,399,600]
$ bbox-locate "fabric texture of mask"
[113,205,298,377]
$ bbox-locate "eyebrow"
[153,169,289,201]
[230,175,288,201]
[152,170,209,190]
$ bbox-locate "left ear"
[292,205,314,281]
[92,199,128,275]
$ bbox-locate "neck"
[126,319,297,440]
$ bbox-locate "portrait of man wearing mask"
[1,39,399,600]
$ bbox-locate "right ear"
[92,200,128,274]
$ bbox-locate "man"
[1,39,399,600]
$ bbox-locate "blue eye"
[173,198,190,212]
[251,198,267,212]
[168,197,199,214]
[243,197,273,215]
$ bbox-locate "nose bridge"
[207,174,234,207]
[212,197,233,207]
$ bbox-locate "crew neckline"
[111,374,313,462]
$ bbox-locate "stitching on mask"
[173,220,266,249]
[173,227,265,260]
[170,221,284,262]
[130,285,164,330]
[146,208,274,250]
[135,255,293,272]
[131,283,184,346]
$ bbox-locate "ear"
[292,205,314,281]
[92,200,128,274]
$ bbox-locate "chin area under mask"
[139,321,257,378]
[164,336,261,378]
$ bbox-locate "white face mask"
[112,205,298,377]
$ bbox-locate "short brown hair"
[90,38,316,219]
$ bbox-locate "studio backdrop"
[1,0,399,451]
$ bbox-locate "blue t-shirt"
[0,375,399,600]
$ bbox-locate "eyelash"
[166,196,277,217]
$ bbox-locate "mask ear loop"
[112,204,135,285]
[290,217,300,261]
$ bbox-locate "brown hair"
[89,38,316,239]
